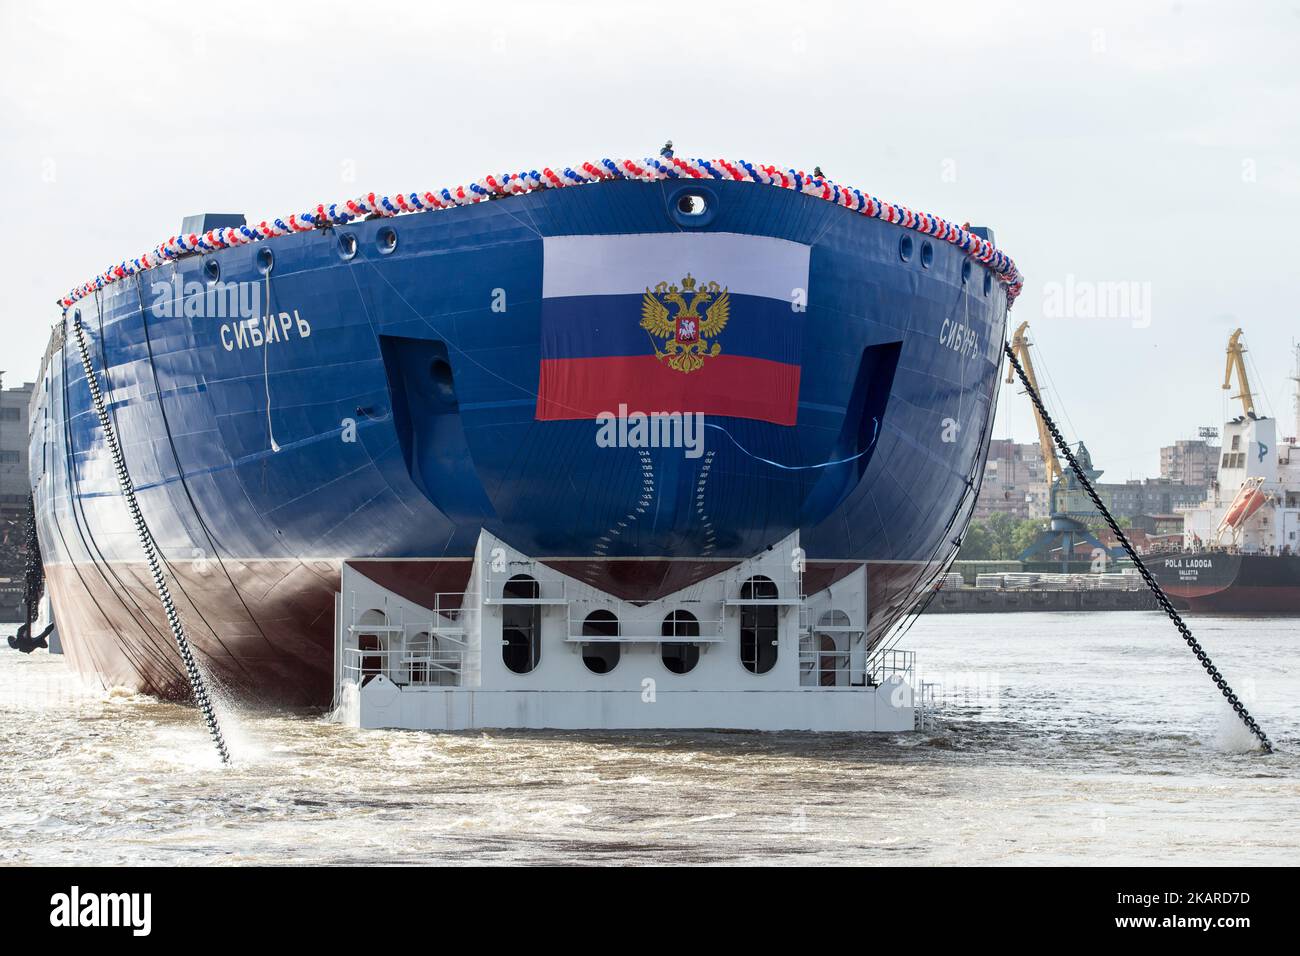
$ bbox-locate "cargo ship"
[30,154,1019,730]
[1149,332,1300,612]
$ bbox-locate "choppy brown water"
[2,611,1297,865]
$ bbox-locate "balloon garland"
[57,155,1023,309]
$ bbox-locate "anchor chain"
[6,495,54,653]
[1004,342,1273,754]
[23,495,44,633]
[69,312,230,764]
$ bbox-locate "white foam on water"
[175,658,263,770]
[1212,681,1263,753]
[6,613,1297,865]
[324,681,359,726]
[204,669,272,768]
[145,725,234,772]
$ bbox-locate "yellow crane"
[1003,320,1110,567]
[1005,321,1063,488]
[1223,328,1257,419]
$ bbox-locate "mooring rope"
[68,312,230,764]
[1003,342,1274,754]
[701,417,879,471]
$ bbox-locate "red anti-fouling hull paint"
[44,558,934,705]
[43,560,338,706]
[1174,586,1300,613]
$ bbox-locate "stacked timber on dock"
[973,570,1141,590]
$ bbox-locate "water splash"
[202,670,266,767]
[325,681,359,726]
[1214,688,1264,753]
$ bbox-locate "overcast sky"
[2,0,1297,478]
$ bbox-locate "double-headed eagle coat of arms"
[640,273,730,373]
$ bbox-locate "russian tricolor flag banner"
[536,233,810,427]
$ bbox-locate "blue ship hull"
[31,179,1008,704]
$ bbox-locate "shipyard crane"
[1005,322,1063,490]
[1003,321,1118,568]
[1215,329,1273,543]
[1223,328,1258,420]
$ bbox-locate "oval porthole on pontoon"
[581,610,621,674]
[739,576,779,675]
[920,240,934,268]
[255,247,274,275]
[204,258,221,283]
[377,226,398,255]
[661,610,701,675]
[898,234,914,262]
[961,260,972,285]
[338,233,358,260]
[502,575,542,675]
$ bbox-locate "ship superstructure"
[1152,333,1300,611]
[1179,334,1300,553]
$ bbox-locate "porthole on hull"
[255,247,274,275]
[668,184,718,228]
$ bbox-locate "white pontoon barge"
[333,531,924,732]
